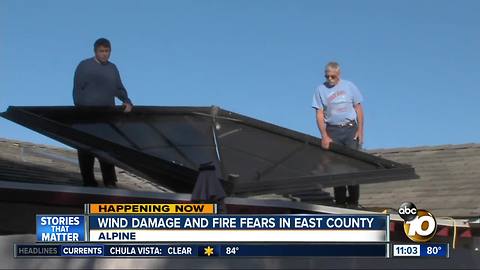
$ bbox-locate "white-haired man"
[312,62,364,207]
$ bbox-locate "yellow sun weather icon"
[204,246,214,256]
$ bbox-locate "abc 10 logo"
[398,202,437,242]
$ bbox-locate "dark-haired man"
[73,38,133,187]
[312,62,364,207]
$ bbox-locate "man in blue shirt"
[73,38,133,187]
[312,62,364,207]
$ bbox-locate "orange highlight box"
[87,204,216,214]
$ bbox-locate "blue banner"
[36,215,86,242]
[420,243,449,257]
[15,243,388,257]
[60,245,104,256]
[88,215,387,230]
[219,244,387,257]
[104,244,197,256]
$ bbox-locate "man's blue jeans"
[326,123,360,205]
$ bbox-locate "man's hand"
[353,103,364,145]
[321,135,333,149]
[316,109,332,149]
[123,102,133,113]
[354,129,364,145]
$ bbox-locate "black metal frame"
[1,106,417,195]
[1,106,199,192]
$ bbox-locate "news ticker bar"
[37,213,389,243]
[15,243,450,258]
[392,244,449,258]
[15,243,389,257]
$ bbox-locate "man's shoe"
[346,202,359,209]
[334,202,347,208]
[83,181,98,187]
[104,182,117,188]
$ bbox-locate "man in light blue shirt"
[312,61,365,207]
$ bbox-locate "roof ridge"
[368,143,480,154]
[0,137,73,152]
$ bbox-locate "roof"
[357,143,480,218]
[0,138,171,193]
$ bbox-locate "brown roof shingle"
[359,143,480,218]
[0,138,171,193]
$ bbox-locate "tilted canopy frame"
[1,106,417,195]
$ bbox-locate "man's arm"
[316,109,332,149]
[72,63,86,106]
[113,65,133,112]
[354,103,364,145]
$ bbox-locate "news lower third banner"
[17,204,395,257]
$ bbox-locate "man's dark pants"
[77,150,117,186]
[326,123,360,206]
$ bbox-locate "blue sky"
[1,0,479,149]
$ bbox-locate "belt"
[327,120,357,128]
